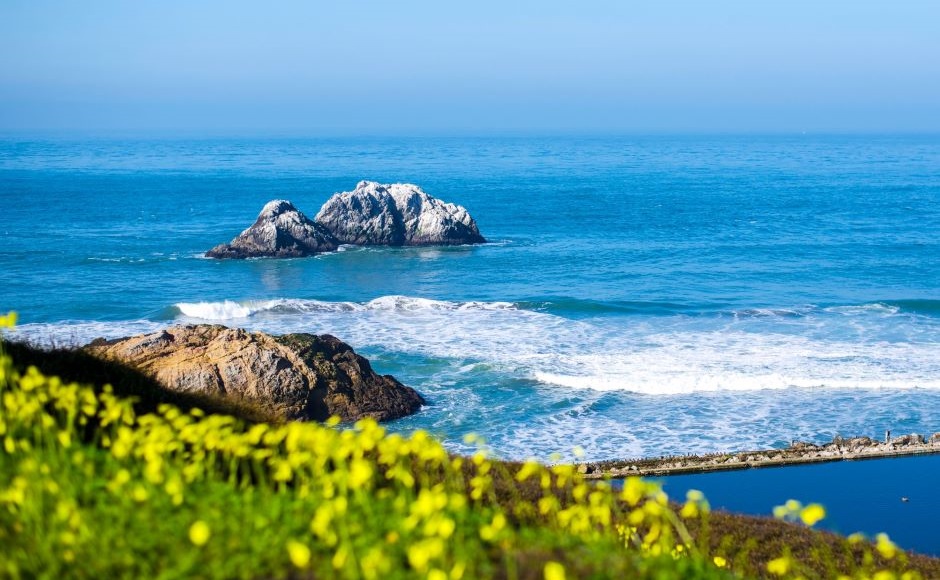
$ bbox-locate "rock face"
[315,181,486,246]
[86,325,425,422]
[206,200,338,259]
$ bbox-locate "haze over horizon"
[2,1,939,136]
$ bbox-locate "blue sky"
[2,1,938,134]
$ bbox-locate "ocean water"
[2,135,939,461]
[659,454,940,556]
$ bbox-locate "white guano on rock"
[314,181,486,246]
[206,200,338,259]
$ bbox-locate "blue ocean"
[662,454,940,556]
[2,135,939,462]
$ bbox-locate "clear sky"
[2,1,939,135]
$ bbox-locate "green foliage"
[0,314,933,579]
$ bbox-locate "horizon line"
[2,128,940,141]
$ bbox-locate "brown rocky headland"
[86,324,425,423]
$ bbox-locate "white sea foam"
[825,303,901,316]
[9,320,165,347]
[176,300,256,320]
[86,253,185,264]
[173,296,516,321]
[166,296,940,397]
[732,307,809,319]
[86,257,147,264]
[12,296,940,460]
[363,296,515,312]
[16,296,940,399]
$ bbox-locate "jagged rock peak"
[86,325,425,422]
[258,199,299,218]
[315,181,486,246]
[206,199,338,259]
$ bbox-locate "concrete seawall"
[579,432,940,479]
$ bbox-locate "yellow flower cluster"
[0,331,711,577]
[772,499,827,527]
[770,500,915,579]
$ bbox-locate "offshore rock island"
[206,181,485,259]
[86,325,425,422]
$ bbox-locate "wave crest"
[15,294,940,398]
[173,296,517,321]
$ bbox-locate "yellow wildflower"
[876,533,898,559]
[332,545,348,569]
[767,556,790,576]
[0,311,17,328]
[479,512,506,541]
[515,460,541,482]
[189,521,210,546]
[800,503,826,527]
[130,484,149,503]
[544,561,566,580]
[286,540,311,568]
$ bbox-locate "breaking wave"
[171,297,940,322]
[15,295,940,398]
[172,296,517,321]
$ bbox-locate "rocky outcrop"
[206,200,338,259]
[86,325,425,422]
[315,181,486,246]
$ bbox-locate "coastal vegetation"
[1,314,937,579]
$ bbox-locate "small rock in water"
[206,200,338,259]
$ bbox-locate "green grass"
[1,333,935,579]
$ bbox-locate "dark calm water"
[2,135,939,461]
[658,454,940,556]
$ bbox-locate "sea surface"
[659,454,940,556]
[2,135,939,462]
